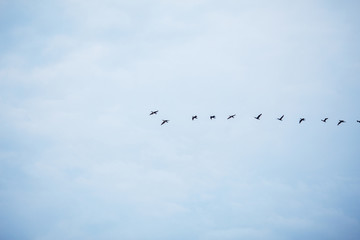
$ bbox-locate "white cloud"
[1,0,360,239]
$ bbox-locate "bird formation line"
[149,111,360,126]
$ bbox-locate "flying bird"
[192,115,198,120]
[161,120,169,125]
[337,120,345,126]
[299,118,305,124]
[150,110,158,115]
[227,114,236,120]
[357,120,360,123]
[254,114,262,120]
[210,115,216,120]
[321,118,328,123]
[277,115,284,121]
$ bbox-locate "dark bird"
[357,120,360,123]
[161,120,169,125]
[321,118,328,123]
[192,115,198,121]
[254,113,262,120]
[299,118,305,124]
[337,120,345,126]
[227,114,236,120]
[210,115,216,120]
[150,110,158,115]
[277,115,284,121]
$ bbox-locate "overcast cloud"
[1,0,360,239]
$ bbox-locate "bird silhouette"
[161,120,169,125]
[337,120,345,126]
[210,115,216,120]
[277,115,284,121]
[227,114,236,120]
[299,118,305,124]
[150,110,158,115]
[357,120,360,123]
[192,115,198,120]
[321,118,328,123]
[254,114,262,120]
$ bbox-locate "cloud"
[1,0,360,239]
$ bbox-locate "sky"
[0,0,360,239]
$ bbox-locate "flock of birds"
[150,110,360,126]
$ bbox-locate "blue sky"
[1,0,360,239]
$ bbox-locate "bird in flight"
[277,115,284,121]
[337,120,345,126]
[161,120,169,125]
[321,118,328,123]
[254,114,262,120]
[192,115,198,120]
[357,120,360,123]
[150,110,158,115]
[210,115,216,120]
[299,118,305,124]
[227,114,236,120]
